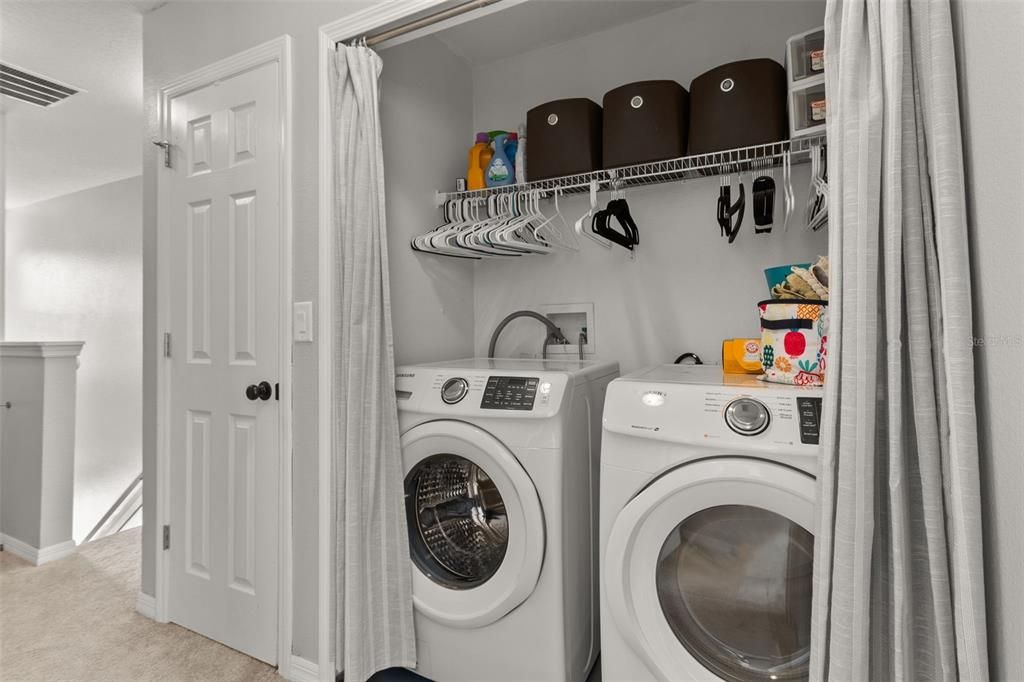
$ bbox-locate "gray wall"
[0,348,81,550]
[1,112,6,338]
[953,1,1024,679]
[380,37,476,366]
[142,1,374,661]
[5,177,143,542]
[470,1,827,370]
[142,1,476,661]
[0,357,45,546]
[142,0,1024,672]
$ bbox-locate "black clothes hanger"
[592,198,639,251]
[753,174,775,234]
[717,182,745,243]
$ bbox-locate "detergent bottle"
[485,133,515,187]
[467,133,493,191]
[514,124,526,181]
[504,133,519,177]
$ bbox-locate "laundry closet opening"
[371,0,828,374]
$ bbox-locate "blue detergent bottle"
[504,133,519,177]
[486,133,516,187]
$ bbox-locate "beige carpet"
[0,527,280,681]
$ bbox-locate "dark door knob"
[245,381,273,401]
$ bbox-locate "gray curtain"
[809,0,990,679]
[331,45,416,682]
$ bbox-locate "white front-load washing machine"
[599,365,823,682]
[396,358,619,682]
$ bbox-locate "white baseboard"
[285,655,328,682]
[0,534,76,566]
[136,592,157,620]
[37,540,76,565]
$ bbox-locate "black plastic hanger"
[592,198,639,251]
[717,182,745,243]
[753,175,775,234]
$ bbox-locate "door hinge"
[163,525,171,550]
[163,332,172,358]
[153,139,172,168]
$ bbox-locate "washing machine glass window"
[405,454,509,589]
[654,504,814,682]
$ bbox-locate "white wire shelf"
[435,133,826,205]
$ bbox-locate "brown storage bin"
[602,80,689,168]
[526,98,602,181]
[688,59,788,154]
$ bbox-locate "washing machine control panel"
[480,376,539,410]
[396,366,570,419]
[603,378,824,452]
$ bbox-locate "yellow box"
[722,338,763,374]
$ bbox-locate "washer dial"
[724,397,770,436]
[441,377,470,405]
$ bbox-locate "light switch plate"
[293,301,313,343]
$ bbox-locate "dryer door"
[605,457,815,682]
[402,420,545,628]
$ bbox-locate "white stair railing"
[83,473,143,544]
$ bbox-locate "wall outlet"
[541,303,595,357]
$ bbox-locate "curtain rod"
[339,0,504,48]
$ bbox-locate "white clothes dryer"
[599,365,823,682]
[396,358,619,682]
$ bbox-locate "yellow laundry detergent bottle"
[467,133,493,190]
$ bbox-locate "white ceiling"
[2,1,143,209]
[433,0,687,65]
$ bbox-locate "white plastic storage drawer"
[790,81,827,137]
[786,27,825,83]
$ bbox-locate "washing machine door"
[402,420,545,629]
[605,457,816,682]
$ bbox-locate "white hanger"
[782,149,794,231]
[574,180,613,249]
[459,194,516,257]
[538,189,579,251]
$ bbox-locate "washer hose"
[488,310,569,360]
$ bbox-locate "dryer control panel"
[480,376,539,410]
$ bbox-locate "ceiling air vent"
[0,63,79,108]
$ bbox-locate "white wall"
[953,1,1024,679]
[469,1,827,371]
[4,176,143,542]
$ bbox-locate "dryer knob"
[725,397,770,436]
[441,377,469,405]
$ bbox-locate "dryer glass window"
[405,454,508,589]
[655,505,813,681]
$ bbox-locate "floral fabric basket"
[758,300,828,386]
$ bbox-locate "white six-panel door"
[166,60,281,664]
